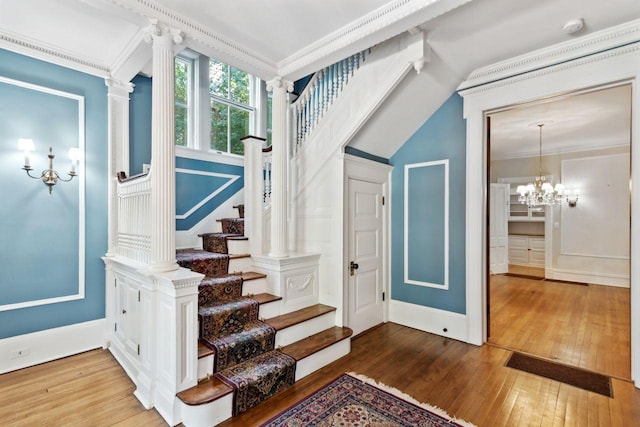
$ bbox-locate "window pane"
[175,60,189,104]
[229,66,250,104]
[229,106,250,155]
[175,105,188,146]
[209,58,229,98]
[266,93,272,146]
[210,101,228,152]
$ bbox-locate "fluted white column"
[105,79,133,256]
[146,21,182,272]
[266,77,293,258]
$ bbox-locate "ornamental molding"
[458,19,640,92]
[107,0,276,79]
[0,29,110,78]
[459,41,640,96]
[277,0,471,80]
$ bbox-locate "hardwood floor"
[2,322,638,426]
[0,349,166,426]
[489,274,631,380]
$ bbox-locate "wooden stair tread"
[280,326,353,361]
[227,235,248,241]
[177,376,233,406]
[250,293,282,305]
[198,341,214,359]
[229,253,251,259]
[216,218,245,222]
[241,271,267,281]
[265,304,336,331]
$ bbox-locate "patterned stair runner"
[200,233,239,255]
[176,248,229,277]
[178,208,295,415]
[198,274,243,305]
[216,350,295,415]
[234,204,244,218]
[200,217,245,254]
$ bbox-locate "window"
[174,57,192,147]
[174,53,260,155]
[209,59,254,155]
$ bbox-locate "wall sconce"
[566,189,580,207]
[18,138,80,194]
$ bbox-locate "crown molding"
[278,0,472,81]
[107,0,277,80]
[0,29,110,78]
[458,19,640,92]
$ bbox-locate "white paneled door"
[490,183,510,274]
[348,179,384,336]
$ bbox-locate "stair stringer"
[292,33,422,325]
[294,32,423,195]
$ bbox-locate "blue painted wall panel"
[390,93,466,314]
[129,74,152,175]
[0,49,107,338]
[406,164,446,285]
[175,157,244,231]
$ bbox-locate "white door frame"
[458,20,640,387]
[343,154,392,332]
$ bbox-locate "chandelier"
[18,138,80,194]
[515,124,569,208]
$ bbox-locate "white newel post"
[147,20,181,273]
[137,21,203,425]
[242,136,266,255]
[267,77,293,258]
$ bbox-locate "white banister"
[242,136,268,255]
[292,49,371,149]
[116,172,152,263]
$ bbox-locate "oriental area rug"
[261,372,476,427]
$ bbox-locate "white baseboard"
[550,268,630,288]
[0,318,107,374]
[388,300,468,343]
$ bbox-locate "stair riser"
[258,300,281,320]
[274,312,335,347]
[227,239,249,254]
[242,278,268,296]
[197,354,214,380]
[228,257,253,274]
[294,338,351,381]
[180,393,233,427]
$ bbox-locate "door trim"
[458,33,640,386]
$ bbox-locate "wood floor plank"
[489,275,631,379]
[1,323,638,426]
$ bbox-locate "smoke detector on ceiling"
[562,18,584,34]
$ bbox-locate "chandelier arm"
[56,172,76,183]
[23,168,44,180]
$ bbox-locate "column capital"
[266,77,293,94]
[143,19,184,45]
[105,79,134,98]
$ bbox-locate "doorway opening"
[486,84,632,380]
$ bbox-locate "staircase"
[174,205,352,426]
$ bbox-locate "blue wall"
[176,157,244,230]
[0,49,107,338]
[128,76,244,232]
[129,74,152,175]
[390,93,466,314]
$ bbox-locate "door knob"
[349,261,359,276]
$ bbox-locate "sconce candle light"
[18,138,80,194]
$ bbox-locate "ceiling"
[490,85,632,160]
[0,0,638,156]
[2,0,639,81]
